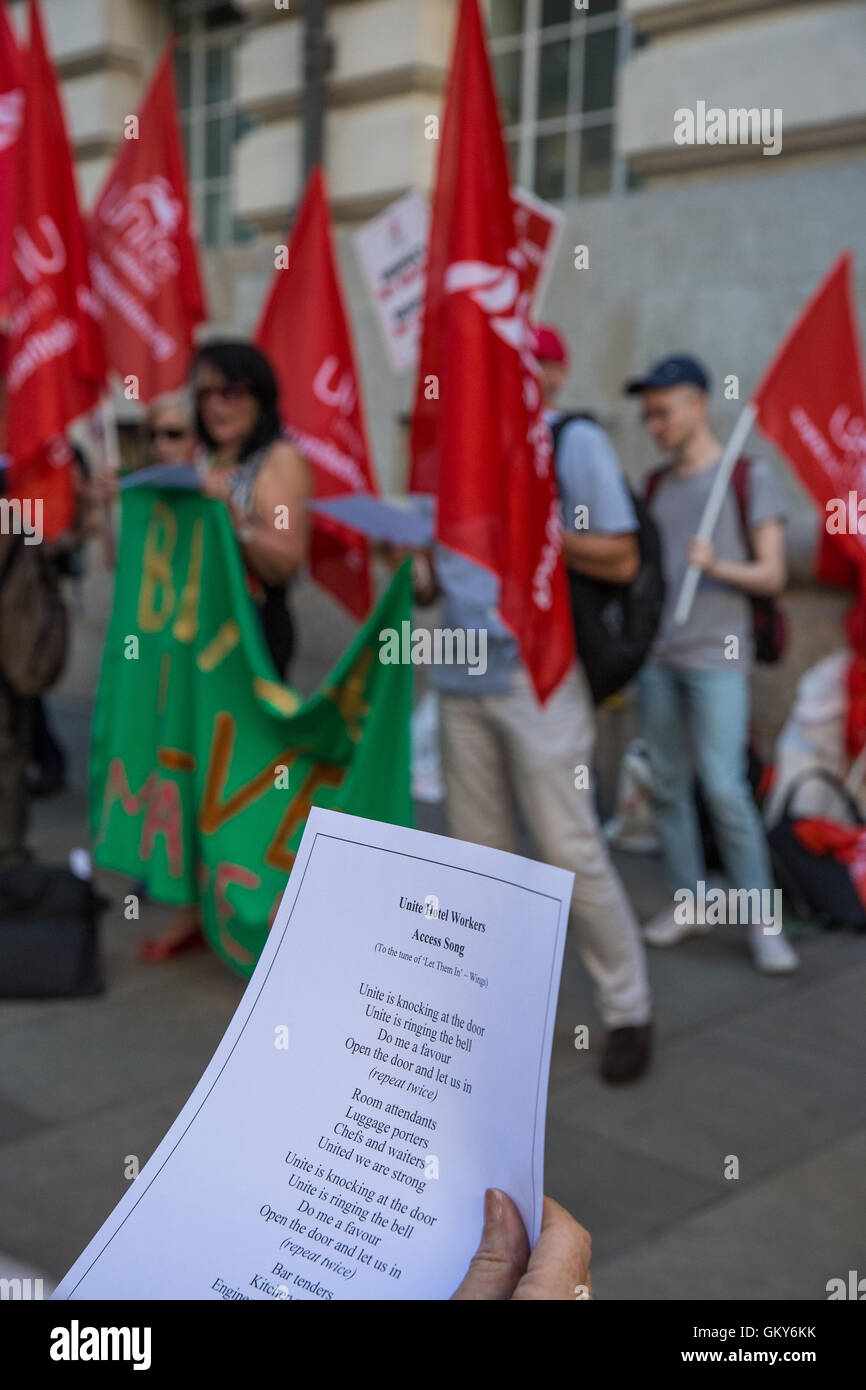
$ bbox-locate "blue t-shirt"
[428,412,637,694]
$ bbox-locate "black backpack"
[551,413,666,705]
[0,864,105,998]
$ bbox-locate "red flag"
[754,252,866,580]
[0,0,23,310]
[4,0,106,539]
[408,0,573,702]
[90,42,206,403]
[511,187,562,311]
[255,167,378,619]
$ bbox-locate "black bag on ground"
[766,768,866,930]
[0,864,106,997]
[551,413,666,705]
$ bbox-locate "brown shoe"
[600,1024,652,1084]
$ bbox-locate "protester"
[138,341,310,963]
[28,441,94,798]
[0,375,29,862]
[27,693,67,798]
[193,340,310,679]
[0,582,31,865]
[89,393,198,506]
[414,324,653,1084]
[0,388,69,858]
[0,469,31,863]
[453,1189,592,1300]
[626,354,798,973]
[142,393,197,468]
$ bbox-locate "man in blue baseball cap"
[625,354,799,975]
[624,354,711,397]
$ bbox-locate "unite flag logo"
[409,0,573,702]
[255,166,380,619]
[3,0,106,540]
[96,176,184,292]
[0,0,23,308]
[754,252,866,574]
[827,405,866,477]
[89,40,206,402]
[12,214,67,285]
[443,260,538,371]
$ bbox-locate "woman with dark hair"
[138,340,309,963]
[192,339,310,677]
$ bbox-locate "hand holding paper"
[54,809,571,1300]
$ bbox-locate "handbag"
[0,532,69,697]
[767,768,866,929]
[0,864,106,998]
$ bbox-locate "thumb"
[451,1189,531,1300]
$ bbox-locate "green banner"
[90,486,414,975]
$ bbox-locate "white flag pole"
[672,399,759,627]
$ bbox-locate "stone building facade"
[10,0,866,731]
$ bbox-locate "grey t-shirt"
[428,414,638,694]
[647,456,786,671]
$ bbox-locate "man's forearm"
[710,556,786,597]
[561,529,639,584]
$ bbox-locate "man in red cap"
[421,323,653,1083]
[532,323,645,589]
[532,323,569,367]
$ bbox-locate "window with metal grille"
[487,0,629,202]
[168,0,255,247]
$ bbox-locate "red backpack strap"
[644,463,673,502]
[731,455,752,553]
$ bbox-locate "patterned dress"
[203,444,296,680]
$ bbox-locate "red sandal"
[138,927,207,964]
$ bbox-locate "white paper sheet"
[53,808,571,1301]
[307,493,434,548]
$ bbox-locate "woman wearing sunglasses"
[145,396,197,465]
[138,341,310,964]
[193,340,310,680]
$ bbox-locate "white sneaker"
[748,925,799,974]
[642,905,711,947]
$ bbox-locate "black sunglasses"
[195,382,253,407]
[148,427,188,441]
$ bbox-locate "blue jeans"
[637,663,773,896]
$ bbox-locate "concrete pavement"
[1,584,865,1299]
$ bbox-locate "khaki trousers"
[438,665,651,1029]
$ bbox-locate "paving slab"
[590,1124,866,1301]
[554,1007,866,1190]
[0,1090,197,1282]
[544,1111,720,1262]
[2,694,863,1297]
